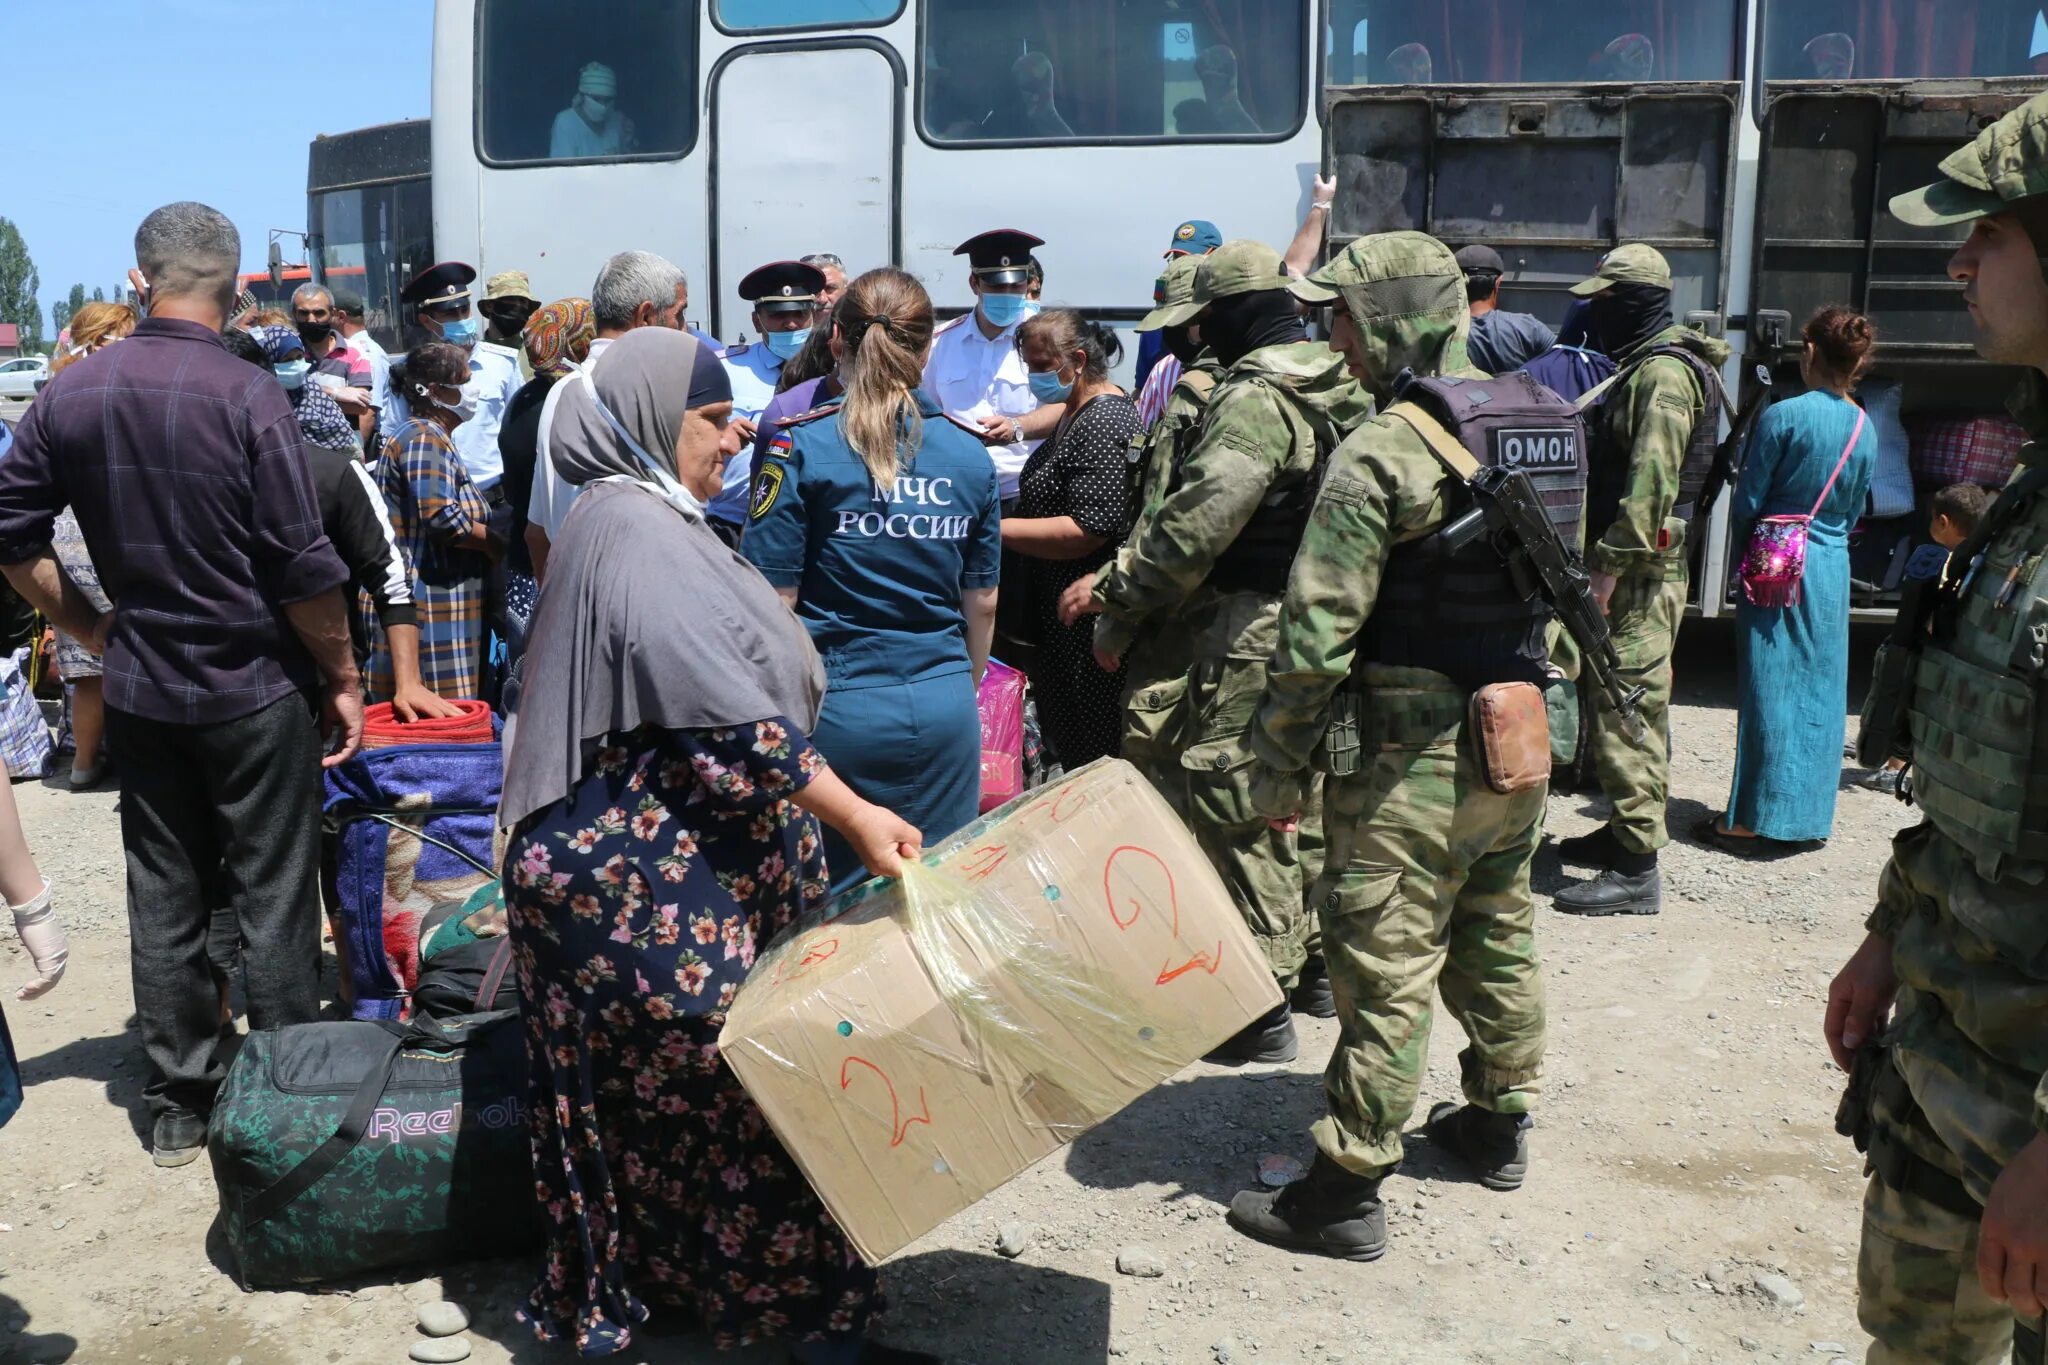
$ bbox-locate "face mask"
[274,360,311,390]
[765,328,811,362]
[433,316,480,350]
[1028,368,1074,404]
[420,385,477,422]
[295,320,332,345]
[980,293,1031,328]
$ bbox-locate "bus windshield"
[1325,0,1740,86]
[312,178,433,352]
[1762,0,2048,80]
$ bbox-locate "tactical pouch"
[1856,639,1917,769]
[1316,691,1363,778]
[1467,681,1550,796]
[1834,1043,1884,1153]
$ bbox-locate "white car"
[0,356,47,400]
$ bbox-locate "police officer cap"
[955,229,1044,285]
[1148,240,1290,328]
[401,261,478,308]
[1289,231,1464,325]
[1892,90,2048,227]
[739,260,828,314]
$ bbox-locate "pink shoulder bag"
[1738,405,1866,609]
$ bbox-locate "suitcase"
[208,1011,537,1288]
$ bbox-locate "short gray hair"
[134,202,240,307]
[291,282,334,311]
[592,250,687,330]
[802,253,844,272]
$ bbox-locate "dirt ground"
[0,624,1918,1365]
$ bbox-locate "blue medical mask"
[1028,368,1074,404]
[765,328,811,362]
[980,293,1031,328]
[434,316,481,349]
[273,360,310,390]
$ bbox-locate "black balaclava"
[1163,322,1203,366]
[1205,288,1308,367]
[1586,282,1674,361]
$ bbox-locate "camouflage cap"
[1569,243,1673,296]
[1891,91,2048,227]
[1147,239,1290,328]
[1137,255,1205,332]
[1288,231,1464,320]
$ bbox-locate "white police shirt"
[922,311,1040,501]
[452,340,524,490]
[708,340,785,525]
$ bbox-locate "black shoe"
[152,1111,208,1168]
[1204,1003,1299,1065]
[1289,957,1335,1020]
[1552,825,1623,868]
[1227,1153,1387,1261]
[1425,1102,1531,1191]
[1552,864,1662,916]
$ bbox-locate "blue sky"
[8,0,432,331]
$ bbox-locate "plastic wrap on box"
[719,758,1281,1264]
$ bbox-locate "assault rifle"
[1436,465,1648,744]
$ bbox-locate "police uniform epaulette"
[725,341,754,358]
[933,313,970,336]
[785,401,845,427]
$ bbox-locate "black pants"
[106,694,324,1118]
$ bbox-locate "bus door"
[708,40,903,342]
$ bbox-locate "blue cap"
[1165,220,1223,257]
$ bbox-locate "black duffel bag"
[208,1011,538,1288]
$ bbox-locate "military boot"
[1227,1152,1387,1261]
[1425,1102,1531,1191]
[1552,853,1661,916]
[1552,824,1623,868]
[1290,955,1336,1020]
[1204,1002,1299,1065]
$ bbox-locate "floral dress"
[504,718,877,1358]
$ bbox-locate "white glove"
[13,880,65,1001]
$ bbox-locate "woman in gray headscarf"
[500,327,933,1365]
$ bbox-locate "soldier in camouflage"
[1828,91,2048,1364]
[1059,240,1371,1063]
[1550,244,1730,917]
[1226,232,1560,1262]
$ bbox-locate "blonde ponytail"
[837,268,934,490]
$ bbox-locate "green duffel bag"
[208,1010,539,1288]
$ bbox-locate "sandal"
[1689,814,1767,858]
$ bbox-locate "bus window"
[1762,1,2048,79]
[921,0,1308,144]
[478,0,698,165]
[715,0,902,31]
[1322,1,1740,86]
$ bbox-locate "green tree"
[91,286,104,303]
[0,218,41,352]
[50,282,86,337]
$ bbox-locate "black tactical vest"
[1205,398,1332,596]
[1359,371,1589,690]
[1583,343,1726,546]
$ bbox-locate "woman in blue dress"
[1702,306,1878,852]
[744,268,1002,892]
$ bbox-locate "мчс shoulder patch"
[750,462,786,521]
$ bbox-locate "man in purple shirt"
[0,202,363,1168]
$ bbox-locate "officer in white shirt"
[922,229,1063,503]
[707,260,826,542]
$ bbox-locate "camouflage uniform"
[1573,248,1729,858]
[1246,233,1546,1181]
[1095,242,1370,989]
[1851,94,2048,1363]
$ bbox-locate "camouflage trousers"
[1858,1172,2023,1363]
[1125,655,1317,989]
[1311,668,1546,1179]
[1586,573,1684,855]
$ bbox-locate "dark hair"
[389,340,470,400]
[1803,305,1877,382]
[1026,258,1045,293]
[1464,272,1501,305]
[331,290,366,321]
[1017,309,1123,381]
[220,326,269,369]
[778,300,840,393]
[1931,481,1990,534]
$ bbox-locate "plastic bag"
[977,658,1026,813]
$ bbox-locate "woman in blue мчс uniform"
[744,267,1001,892]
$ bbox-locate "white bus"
[428,0,2048,619]
[430,0,1323,344]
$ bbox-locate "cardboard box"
[719,758,1282,1264]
